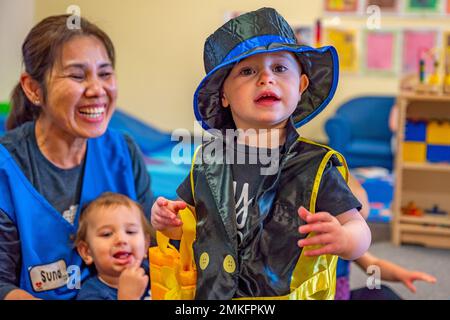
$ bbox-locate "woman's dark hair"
[7,14,115,130]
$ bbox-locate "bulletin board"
[364,0,400,13]
[363,30,399,75]
[325,27,359,73]
[402,30,438,74]
[321,0,449,77]
[324,0,359,13]
[404,0,442,14]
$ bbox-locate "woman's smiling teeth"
[78,106,105,118]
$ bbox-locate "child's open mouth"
[255,92,281,105]
[113,251,132,264]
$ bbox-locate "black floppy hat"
[193,7,339,131]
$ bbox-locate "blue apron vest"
[0,129,137,299]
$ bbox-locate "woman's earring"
[34,99,40,106]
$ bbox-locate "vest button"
[223,255,236,273]
[199,252,209,270]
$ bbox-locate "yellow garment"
[149,207,197,300]
[289,144,346,300]
[291,139,347,300]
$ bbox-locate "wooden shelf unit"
[391,92,450,249]
[402,162,450,172]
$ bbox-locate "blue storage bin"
[427,144,450,163]
[404,120,426,142]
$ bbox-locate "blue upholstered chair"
[325,96,395,170]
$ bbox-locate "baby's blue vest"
[0,129,137,299]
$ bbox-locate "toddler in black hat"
[151,7,371,300]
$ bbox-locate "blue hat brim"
[194,43,339,131]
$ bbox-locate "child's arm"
[355,252,436,293]
[298,207,371,260]
[150,196,188,240]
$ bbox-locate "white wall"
[2,0,449,142]
[0,0,35,101]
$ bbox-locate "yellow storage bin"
[426,120,450,145]
[403,142,426,162]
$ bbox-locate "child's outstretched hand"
[297,206,349,257]
[396,269,437,293]
[151,197,187,231]
[117,260,149,300]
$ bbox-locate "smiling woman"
[44,36,116,133]
[0,15,153,300]
[33,35,117,168]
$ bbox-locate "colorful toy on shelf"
[415,48,446,95]
[403,119,427,163]
[427,120,450,145]
[415,58,429,93]
[426,120,450,163]
[403,119,450,163]
[427,59,440,94]
[405,119,426,141]
[401,201,424,217]
[419,58,425,83]
[425,205,448,216]
[403,141,427,162]
[427,144,450,163]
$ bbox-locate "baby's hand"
[117,261,149,300]
[297,206,348,257]
[151,197,187,231]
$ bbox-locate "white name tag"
[29,260,69,292]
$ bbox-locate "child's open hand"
[397,270,437,293]
[117,261,149,300]
[151,197,187,231]
[297,206,349,257]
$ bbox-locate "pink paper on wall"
[366,32,394,71]
[402,30,437,74]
